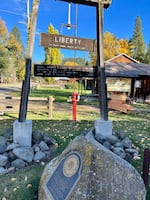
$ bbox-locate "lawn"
[0,86,150,199]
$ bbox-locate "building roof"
[105,53,139,64]
[105,62,150,78]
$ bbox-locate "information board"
[34,64,96,78]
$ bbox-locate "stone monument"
[38,129,146,200]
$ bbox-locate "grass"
[0,86,150,199]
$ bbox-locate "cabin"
[83,53,150,102]
[105,53,150,102]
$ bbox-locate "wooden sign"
[40,33,95,52]
[34,64,96,78]
[59,0,111,8]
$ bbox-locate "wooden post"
[48,96,54,119]
[142,148,150,188]
[96,1,108,120]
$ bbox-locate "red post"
[71,92,79,122]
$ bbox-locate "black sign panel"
[34,64,96,78]
[46,152,82,200]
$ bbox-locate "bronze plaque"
[40,33,94,52]
[46,152,82,200]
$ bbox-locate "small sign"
[46,152,82,200]
[40,33,95,52]
[34,64,96,78]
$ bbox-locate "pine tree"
[130,16,145,62]
[144,43,150,64]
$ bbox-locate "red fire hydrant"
[71,92,80,122]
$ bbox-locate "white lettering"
[61,37,65,43]
[54,36,58,43]
[78,40,81,45]
[74,38,77,45]
[65,37,69,44]
[53,35,83,48]
[70,38,74,44]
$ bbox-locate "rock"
[11,159,26,169]
[95,134,107,144]
[0,155,8,167]
[0,136,7,153]
[125,148,138,154]
[13,147,34,163]
[8,151,17,161]
[7,166,15,173]
[103,141,111,150]
[34,151,45,161]
[43,134,56,146]
[114,142,123,148]
[39,130,146,200]
[112,147,126,159]
[7,143,20,151]
[121,137,132,149]
[115,131,126,139]
[0,167,6,175]
[106,135,120,144]
[39,141,49,151]
[4,128,13,140]
[32,144,40,152]
[32,130,43,144]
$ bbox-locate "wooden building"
[105,53,150,102]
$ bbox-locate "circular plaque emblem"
[63,154,80,177]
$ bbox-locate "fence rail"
[0,95,54,118]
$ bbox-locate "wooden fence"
[0,95,54,119]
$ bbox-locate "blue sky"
[0,0,150,63]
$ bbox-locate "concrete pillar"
[95,119,112,137]
[13,119,32,147]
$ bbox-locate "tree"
[89,32,118,65]
[9,27,25,81]
[104,32,117,60]
[44,24,62,65]
[0,19,10,82]
[117,39,131,56]
[11,26,22,44]
[44,24,62,83]
[0,19,8,40]
[130,16,146,62]
[144,43,150,64]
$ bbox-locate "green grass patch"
[0,86,149,199]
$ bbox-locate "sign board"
[34,64,96,78]
[59,0,98,6]
[45,152,82,200]
[40,33,95,52]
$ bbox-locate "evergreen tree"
[144,43,150,64]
[130,16,145,62]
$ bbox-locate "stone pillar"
[13,120,32,147]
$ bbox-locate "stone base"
[13,120,32,147]
[95,119,112,137]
